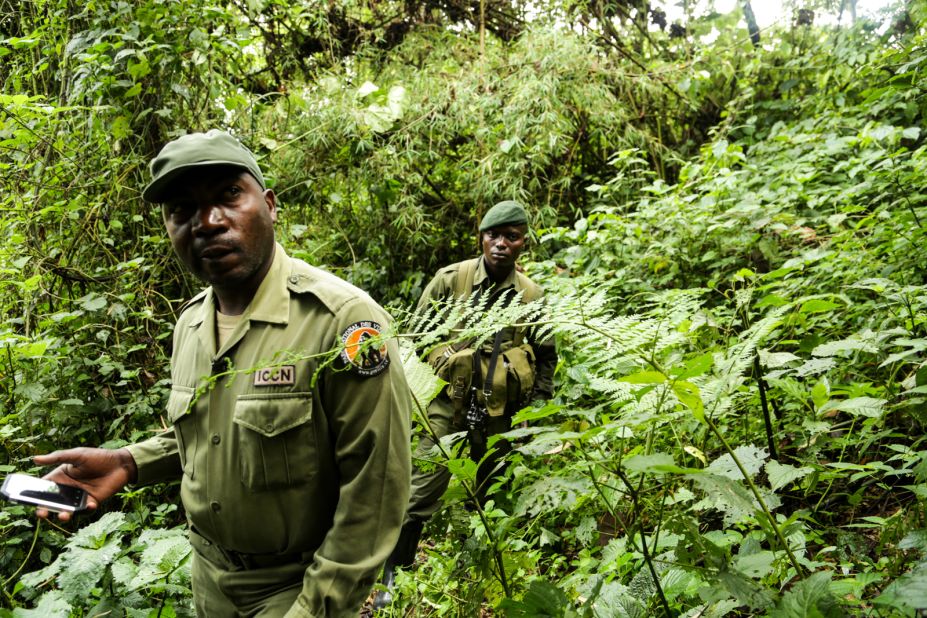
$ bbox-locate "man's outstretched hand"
[33,447,137,521]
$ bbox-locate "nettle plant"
[6,511,192,618]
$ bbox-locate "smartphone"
[1,473,88,513]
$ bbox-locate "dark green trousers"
[405,396,512,524]
[188,528,306,617]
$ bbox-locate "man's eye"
[166,203,191,218]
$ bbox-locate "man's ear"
[264,189,277,223]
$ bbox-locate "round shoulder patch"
[340,321,390,377]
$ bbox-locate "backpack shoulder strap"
[454,258,480,300]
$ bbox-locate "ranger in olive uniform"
[372,200,556,609]
[35,130,412,617]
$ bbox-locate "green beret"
[478,200,529,231]
[143,129,265,202]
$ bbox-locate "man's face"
[161,166,277,288]
[480,224,527,273]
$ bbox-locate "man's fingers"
[33,453,60,466]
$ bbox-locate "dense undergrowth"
[2,0,926,616]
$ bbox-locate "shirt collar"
[241,242,290,324]
[186,242,290,327]
[473,256,519,289]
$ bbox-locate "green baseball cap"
[143,129,265,202]
[479,200,529,231]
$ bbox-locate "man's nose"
[192,204,226,234]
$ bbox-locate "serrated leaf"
[733,550,776,578]
[875,564,927,610]
[899,529,927,552]
[794,358,837,377]
[58,540,122,598]
[819,397,887,418]
[499,578,571,616]
[689,473,756,520]
[130,533,191,591]
[769,571,844,617]
[717,570,776,609]
[760,351,801,368]
[19,554,64,590]
[70,511,126,549]
[11,590,71,617]
[765,460,814,490]
[706,445,768,480]
[811,337,879,357]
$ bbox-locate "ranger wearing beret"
[34,129,413,617]
[372,200,557,610]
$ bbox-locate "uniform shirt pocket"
[233,393,316,491]
[166,386,197,479]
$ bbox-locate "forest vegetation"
[1,0,926,615]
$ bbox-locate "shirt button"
[265,423,274,432]
[289,275,299,284]
[211,434,220,445]
[210,501,221,512]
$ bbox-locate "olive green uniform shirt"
[417,256,556,398]
[126,244,412,617]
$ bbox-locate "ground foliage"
[1,0,926,616]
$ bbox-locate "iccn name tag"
[253,365,296,386]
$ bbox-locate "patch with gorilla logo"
[339,321,390,377]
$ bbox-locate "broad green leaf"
[811,337,879,357]
[768,571,843,617]
[673,380,704,421]
[765,460,814,490]
[57,540,123,599]
[716,570,776,610]
[619,371,666,384]
[10,590,71,617]
[799,299,840,314]
[760,351,801,368]
[70,512,126,549]
[733,550,776,578]
[499,578,571,617]
[795,358,837,377]
[899,529,927,552]
[819,397,887,418]
[675,352,714,379]
[130,533,191,590]
[78,293,107,312]
[357,81,379,97]
[875,564,927,610]
[623,452,692,475]
[810,379,830,410]
[706,445,768,480]
[689,473,756,519]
